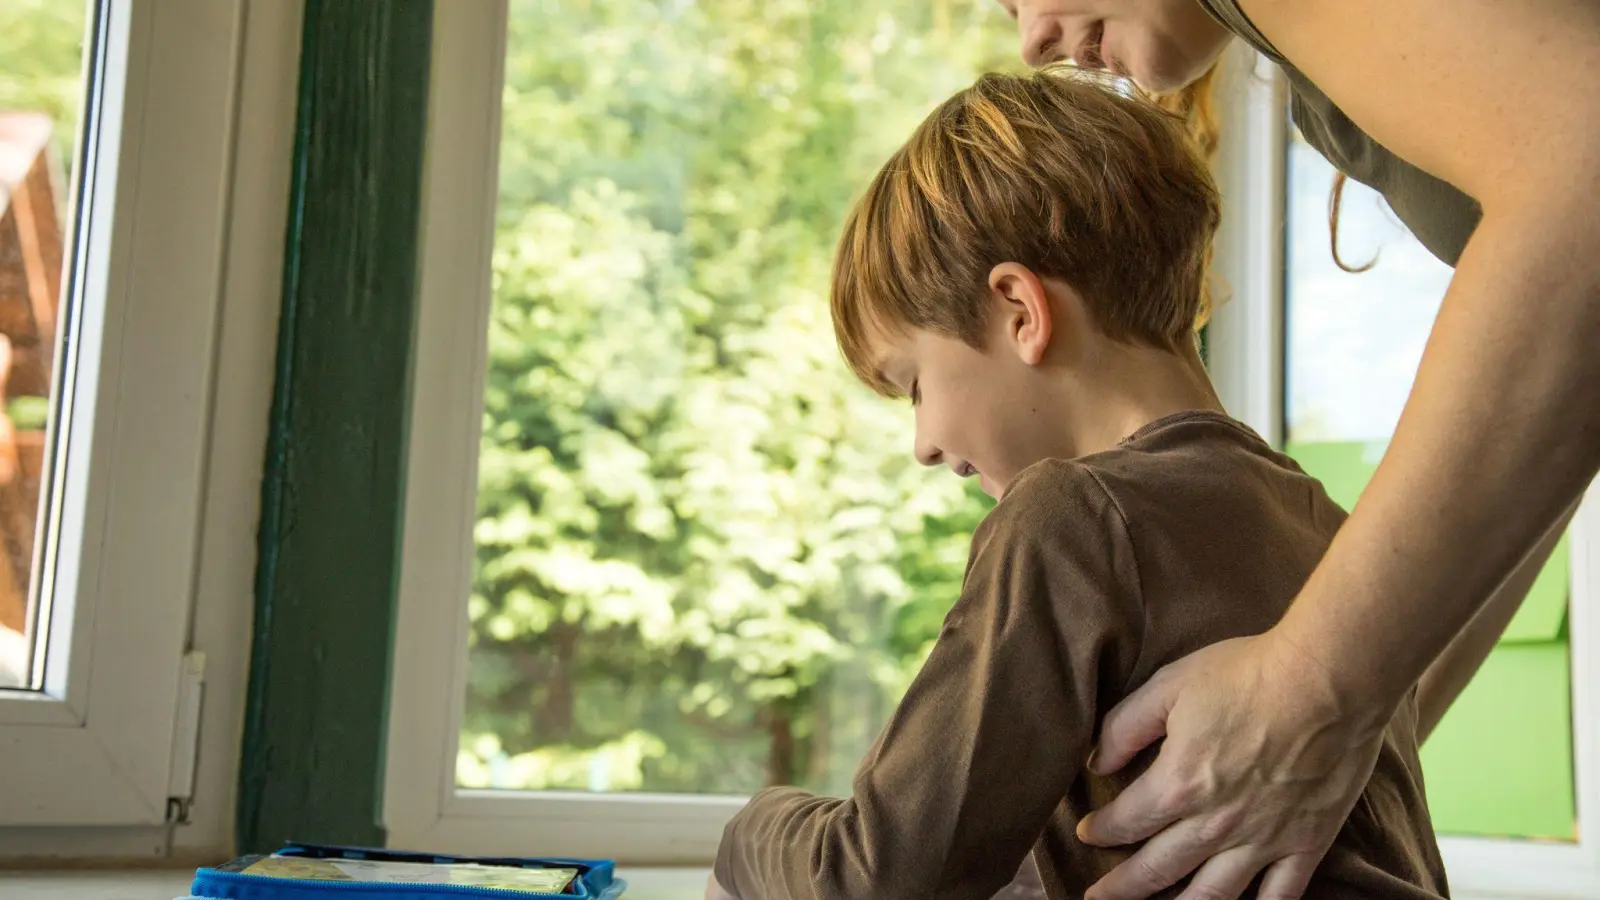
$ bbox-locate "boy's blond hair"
[832,67,1221,396]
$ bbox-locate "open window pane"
[0,0,94,691]
[1283,127,1576,841]
[459,0,1014,798]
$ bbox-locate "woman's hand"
[1076,632,1388,900]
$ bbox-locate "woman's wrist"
[1266,604,1407,738]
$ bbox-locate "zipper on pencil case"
[189,869,626,900]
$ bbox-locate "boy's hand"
[705,873,740,900]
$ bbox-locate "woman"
[994,2,1600,899]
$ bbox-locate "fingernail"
[1076,817,1091,841]
[1086,749,1100,774]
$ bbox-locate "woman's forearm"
[1415,502,1575,742]
[1275,192,1600,724]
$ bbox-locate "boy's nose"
[914,439,943,468]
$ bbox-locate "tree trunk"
[805,681,832,788]
[534,621,579,741]
[766,696,797,787]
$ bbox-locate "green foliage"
[0,0,88,173]
[466,0,1013,795]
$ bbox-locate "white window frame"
[1207,46,1600,900]
[0,0,242,828]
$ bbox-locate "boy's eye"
[909,380,920,405]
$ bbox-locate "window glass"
[460,0,1014,797]
[0,0,96,690]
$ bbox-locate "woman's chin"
[1139,45,1232,95]
[1128,61,1184,95]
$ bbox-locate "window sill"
[0,866,1560,900]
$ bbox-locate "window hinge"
[165,650,206,825]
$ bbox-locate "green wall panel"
[1288,440,1576,840]
[1421,642,1576,839]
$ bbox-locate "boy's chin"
[979,473,1001,500]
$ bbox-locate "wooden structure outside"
[0,111,64,638]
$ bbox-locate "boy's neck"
[1059,338,1225,458]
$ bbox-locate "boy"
[711,69,1448,900]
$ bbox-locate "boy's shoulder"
[972,456,1130,575]
[1061,410,1306,514]
[983,457,1121,539]
[982,410,1312,549]
[962,456,1143,655]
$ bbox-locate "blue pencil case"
[189,843,626,900]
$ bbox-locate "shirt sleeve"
[713,463,1144,900]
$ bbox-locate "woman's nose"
[1020,13,1068,68]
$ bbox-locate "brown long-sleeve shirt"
[715,411,1449,900]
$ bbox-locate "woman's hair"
[1156,61,1373,273]
[1328,172,1376,272]
[831,66,1221,396]
[1151,63,1372,274]
[1151,62,1220,162]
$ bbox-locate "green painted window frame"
[238,0,434,854]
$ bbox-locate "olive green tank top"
[1198,0,1480,265]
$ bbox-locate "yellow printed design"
[240,858,356,881]
[240,856,579,894]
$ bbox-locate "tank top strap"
[1194,0,1286,63]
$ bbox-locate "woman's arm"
[1417,502,1575,742]
[1247,0,1600,723]
[1074,3,1600,899]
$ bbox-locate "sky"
[1284,132,1455,445]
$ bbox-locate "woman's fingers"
[1076,751,1184,847]
[1090,663,1181,775]
[1178,847,1269,900]
[1256,855,1319,900]
[1083,818,1216,900]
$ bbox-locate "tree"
[462,0,1016,795]
[0,0,87,175]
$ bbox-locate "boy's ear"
[988,262,1053,366]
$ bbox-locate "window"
[0,0,85,691]
[0,0,242,829]
[388,0,1013,860]
[1206,52,1599,897]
